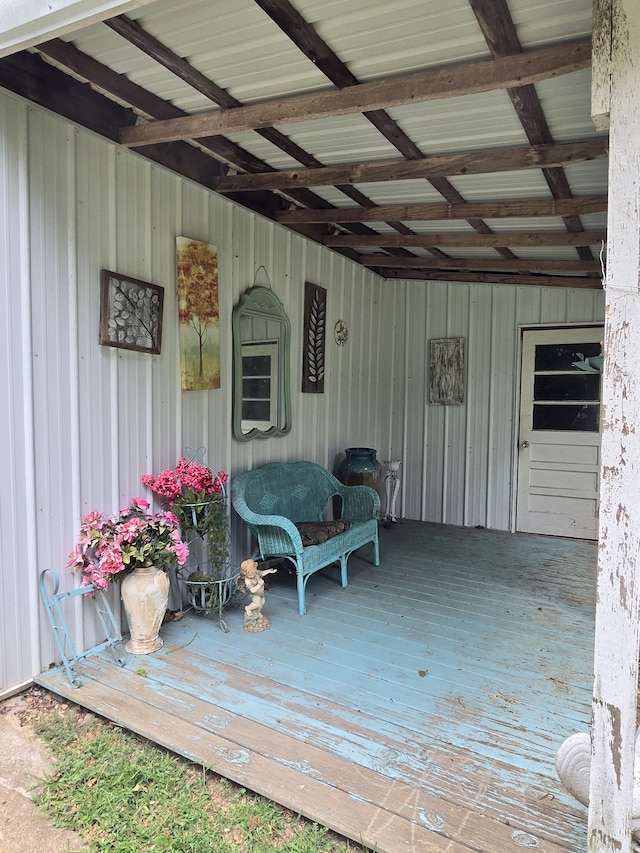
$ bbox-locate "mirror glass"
[232,286,291,441]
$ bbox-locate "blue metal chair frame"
[39,569,124,688]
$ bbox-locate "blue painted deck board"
[36,521,595,853]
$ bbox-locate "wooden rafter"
[214,140,608,192]
[105,17,395,214]
[27,39,381,262]
[254,0,515,262]
[102,15,418,258]
[119,39,592,147]
[362,256,600,273]
[0,0,605,291]
[34,40,270,178]
[277,196,608,224]
[468,0,597,264]
[323,231,607,248]
[380,269,602,288]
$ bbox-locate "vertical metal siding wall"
[0,88,605,695]
[0,94,41,695]
[394,282,605,529]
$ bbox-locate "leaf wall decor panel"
[302,281,326,394]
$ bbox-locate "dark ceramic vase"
[336,447,382,494]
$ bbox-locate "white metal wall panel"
[0,95,40,696]
[0,87,604,695]
[391,281,605,530]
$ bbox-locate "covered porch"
[36,521,597,852]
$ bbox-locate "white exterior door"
[516,326,603,538]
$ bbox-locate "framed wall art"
[428,337,465,405]
[99,269,164,354]
[176,237,220,391]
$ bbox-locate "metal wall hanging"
[334,319,348,346]
[302,281,326,393]
[99,269,164,354]
[429,337,465,405]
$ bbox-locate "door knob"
[520,440,530,449]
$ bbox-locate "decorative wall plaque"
[302,282,326,393]
[429,337,465,405]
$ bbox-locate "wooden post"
[590,2,640,851]
[591,0,612,131]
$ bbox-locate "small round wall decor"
[334,320,348,346]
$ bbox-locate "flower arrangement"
[67,497,189,591]
[141,458,230,577]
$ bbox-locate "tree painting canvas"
[176,237,220,391]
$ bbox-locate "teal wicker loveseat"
[230,461,380,615]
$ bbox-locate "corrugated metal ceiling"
[10,0,606,287]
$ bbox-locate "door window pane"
[535,342,602,371]
[534,374,601,402]
[532,339,602,433]
[533,403,600,431]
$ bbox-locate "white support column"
[590,2,640,851]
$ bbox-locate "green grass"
[33,708,370,853]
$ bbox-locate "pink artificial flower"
[66,545,85,569]
[143,459,227,501]
[131,496,150,511]
[99,546,126,576]
[159,510,180,526]
[69,493,192,593]
[176,459,205,490]
[117,517,146,542]
[143,468,182,500]
[175,458,189,478]
[211,470,227,494]
[170,537,189,566]
[89,572,109,591]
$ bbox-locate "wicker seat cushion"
[294,520,352,547]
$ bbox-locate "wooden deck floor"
[36,520,597,852]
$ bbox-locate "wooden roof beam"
[361,256,601,273]
[323,230,607,248]
[215,139,608,193]
[468,0,597,263]
[103,14,421,257]
[379,269,602,288]
[253,0,515,262]
[119,39,592,147]
[277,196,608,224]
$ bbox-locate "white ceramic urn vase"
[120,566,169,654]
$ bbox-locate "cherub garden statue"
[237,559,277,632]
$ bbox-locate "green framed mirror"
[232,286,292,441]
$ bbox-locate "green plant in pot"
[142,456,232,615]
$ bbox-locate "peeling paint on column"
[589,2,640,851]
[608,703,623,788]
[588,828,624,852]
